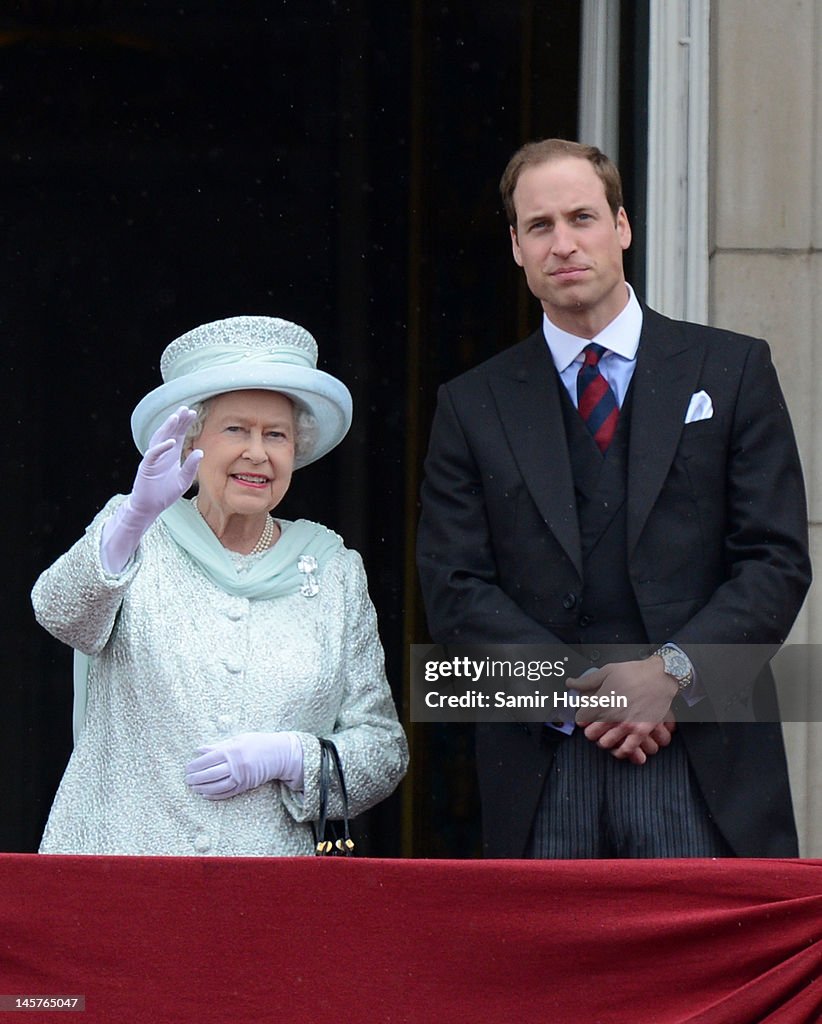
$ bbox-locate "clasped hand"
[185,732,304,800]
[567,658,678,765]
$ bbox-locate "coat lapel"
[488,331,583,577]
[627,307,707,558]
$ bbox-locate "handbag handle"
[313,738,354,856]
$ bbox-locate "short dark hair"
[499,138,624,227]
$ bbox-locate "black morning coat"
[417,304,812,858]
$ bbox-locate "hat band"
[164,344,316,383]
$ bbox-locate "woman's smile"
[231,472,272,488]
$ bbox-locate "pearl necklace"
[192,497,274,555]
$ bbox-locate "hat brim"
[131,362,353,469]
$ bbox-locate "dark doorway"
[2,2,593,856]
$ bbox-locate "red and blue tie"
[576,343,618,453]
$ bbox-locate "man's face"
[510,156,632,338]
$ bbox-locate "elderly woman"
[32,316,408,856]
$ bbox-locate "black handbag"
[312,738,355,856]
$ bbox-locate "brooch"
[297,554,320,597]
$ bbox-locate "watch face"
[660,646,690,682]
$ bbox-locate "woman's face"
[195,390,296,517]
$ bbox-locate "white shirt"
[542,283,643,409]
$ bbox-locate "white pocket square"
[684,390,713,424]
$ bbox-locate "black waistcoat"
[557,382,648,649]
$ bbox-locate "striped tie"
[576,343,618,453]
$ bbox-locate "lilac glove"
[185,732,305,800]
[100,407,203,573]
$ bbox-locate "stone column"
[710,0,822,855]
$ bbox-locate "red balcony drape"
[1,855,820,1023]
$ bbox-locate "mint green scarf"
[72,500,343,742]
[159,499,342,599]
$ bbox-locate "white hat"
[131,316,353,469]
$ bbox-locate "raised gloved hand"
[185,731,305,800]
[100,407,203,573]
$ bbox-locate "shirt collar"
[542,284,643,374]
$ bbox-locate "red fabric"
[1,855,820,1024]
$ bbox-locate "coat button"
[578,614,594,627]
[562,593,577,610]
[193,833,212,853]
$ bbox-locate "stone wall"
[710,0,822,856]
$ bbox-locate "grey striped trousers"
[526,727,733,858]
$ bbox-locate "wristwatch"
[653,644,694,691]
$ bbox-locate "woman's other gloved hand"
[185,732,305,799]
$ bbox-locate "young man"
[416,139,811,858]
